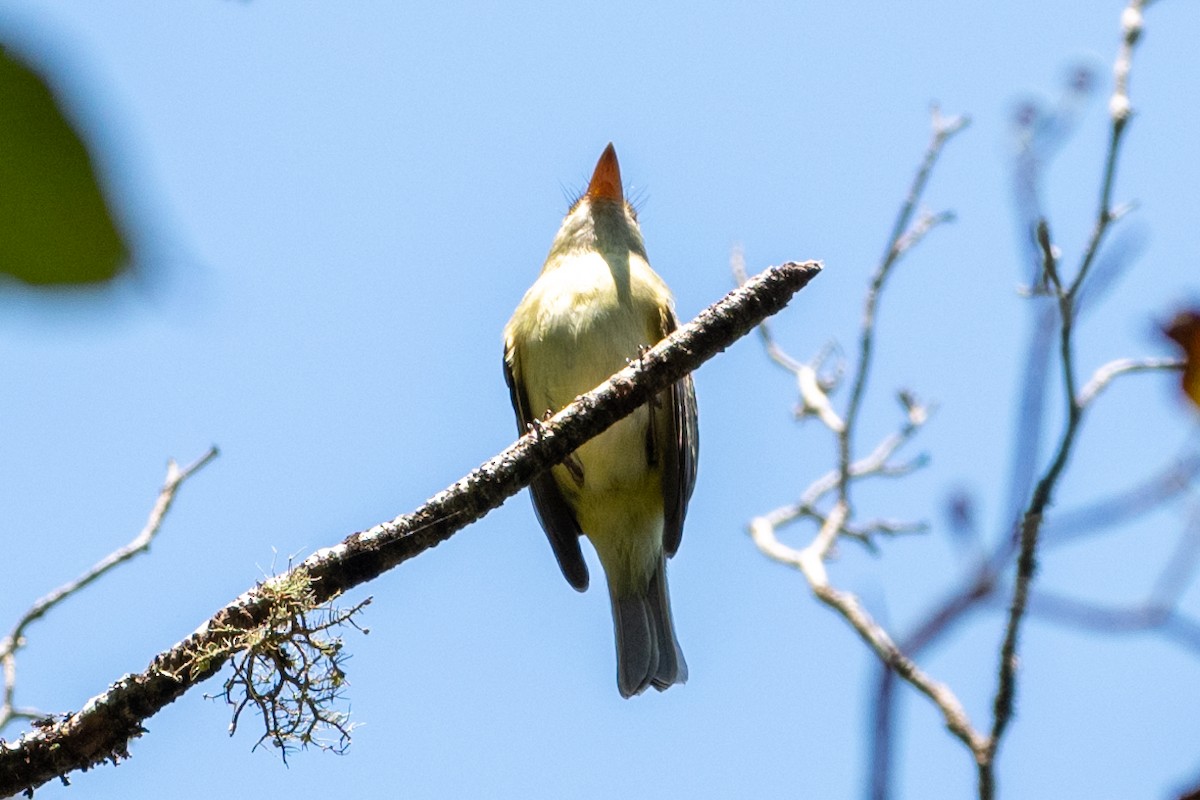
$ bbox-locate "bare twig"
[1077,356,1184,407]
[750,504,988,759]
[733,249,845,431]
[852,3,1175,796]
[1069,0,1143,298]
[775,422,928,522]
[0,260,822,798]
[1000,506,1200,652]
[840,108,969,507]
[747,107,984,779]
[984,8,1152,791]
[0,447,218,733]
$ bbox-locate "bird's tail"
[611,555,688,698]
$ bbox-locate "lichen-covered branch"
[211,583,372,761]
[0,259,822,798]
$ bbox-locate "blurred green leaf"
[0,44,129,286]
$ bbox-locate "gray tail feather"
[612,557,687,698]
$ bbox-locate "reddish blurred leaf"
[1164,309,1200,410]
[0,45,129,286]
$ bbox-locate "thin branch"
[985,209,1085,800]
[988,216,1095,749]
[0,447,218,733]
[1003,507,1200,652]
[864,4,1163,797]
[1067,1,1142,298]
[1076,356,1183,407]
[733,248,845,431]
[0,260,822,798]
[985,4,1151,794]
[896,210,957,256]
[750,503,988,760]
[840,108,969,507]
[746,110,980,790]
[843,518,930,542]
[751,414,928,545]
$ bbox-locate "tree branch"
[862,3,1169,796]
[840,109,968,507]
[0,259,822,798]
[984,7,1151,790]
[0,448,218,733]
[1076,356,1183,407]
[993,505,1200,652]
[746,106,985,785]
[750,504,988,759]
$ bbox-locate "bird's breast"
[518,251,661,404]
[510,250,669,497]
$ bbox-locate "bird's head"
[545,143,647,267]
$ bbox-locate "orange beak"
[586,142,624,203]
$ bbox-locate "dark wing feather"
[660,308,698,557]
[503,343,590,591]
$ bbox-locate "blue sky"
[1,1,1198,798]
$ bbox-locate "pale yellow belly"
[512,253,668,592]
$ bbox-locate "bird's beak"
[586,142,624,203]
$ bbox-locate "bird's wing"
[503,340,590,591]
[659,307,698,557]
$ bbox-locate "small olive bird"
[503,143,698,698]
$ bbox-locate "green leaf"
[0,45,129,286]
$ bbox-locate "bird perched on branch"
[503,143,698,698]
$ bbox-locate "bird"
[503,143,698,698]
